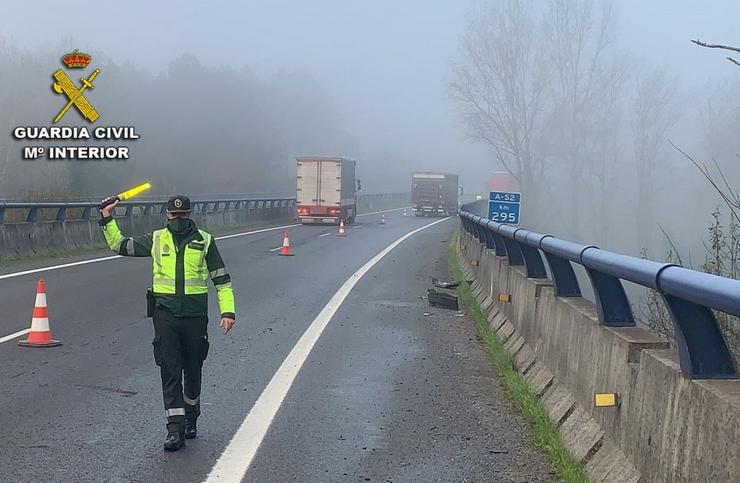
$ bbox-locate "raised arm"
[98,198,153,257]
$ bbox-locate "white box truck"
[296,156,359,224]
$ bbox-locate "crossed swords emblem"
[52,68,100,123]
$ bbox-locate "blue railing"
[0,197,296,224]
[459,202,739,380]
[0,192,410,225]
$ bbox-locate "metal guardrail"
[0,193,409,225]
[0,198,296,224]
[459,202,739,380]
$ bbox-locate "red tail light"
[329,207,340,215]
[297,206,309,215]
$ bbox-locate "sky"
[2,0,739,193]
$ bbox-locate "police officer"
[99,195,235,451]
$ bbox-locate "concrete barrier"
[0,205,295,258]
[458,229,740,482]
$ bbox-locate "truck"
[411,172,459,216]
[296,156,359,224]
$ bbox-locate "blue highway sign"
[488,191,521,225]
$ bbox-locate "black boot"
[184,420,197,439]
[164,431,186,451]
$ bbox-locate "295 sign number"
[490,212,518,223]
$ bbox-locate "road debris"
[427,289,459,310]
[432,277,460,289]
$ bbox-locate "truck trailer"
[411,172,459,216]
[296,156,358,224]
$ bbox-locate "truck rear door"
[319,160,342,206]
[297,160,319,206]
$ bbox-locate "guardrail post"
[501,237,525,266]
[475,223,486,244]
[519,244,547,278]
[542,252,581,296]
[585,267,636,327]
[26,206,38,223]
[124,205,134,217]
[0,205,5,224]
[661,294,737,378]
[56,206,67,221]
[82,207,91,220]
[482,225,496,250]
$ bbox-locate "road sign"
[488,191,521,225]
[489,191,521,203]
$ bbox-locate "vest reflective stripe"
[153,277,176,288]
[151,228,212,295]
[185,279,208,289]
[209,267,227,279]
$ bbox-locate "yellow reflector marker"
[594,393,618,407]
[118,182,152,201]
[499,293,511,302]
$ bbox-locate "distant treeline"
[0,40,356,200]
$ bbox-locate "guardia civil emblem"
[51,49,100,124]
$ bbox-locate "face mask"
[167,217,192,235]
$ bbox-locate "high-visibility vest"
[151,228,212,295]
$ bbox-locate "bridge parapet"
[458,203,740,482]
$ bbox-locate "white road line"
[0,223,301,282]
[0,328,31,345]
[318,233,332,238]
[353,224,363,228]
[204,216,451,483]
[356,206,410,217]
[214,224,300,241]
[268,246,282,252]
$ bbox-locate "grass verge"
[448,230,589,483]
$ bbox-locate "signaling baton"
[99,182,152,210]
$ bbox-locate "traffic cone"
[279,230,294,256]
[337,219,347,237]
[18,279,62,348]
[380,213,386,225]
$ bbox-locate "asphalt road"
[0,209,554,482]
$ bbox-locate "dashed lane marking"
[355,206,410,217]
[0,224,302,282]
[318,233,332,238]
[203,216,451,483]
[0,223,302,344]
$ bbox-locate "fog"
[1,0,740,267]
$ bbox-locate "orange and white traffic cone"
[18,279,62,348]
[380,214,386,225]
[279,230,294,256]
[337,219,347,237]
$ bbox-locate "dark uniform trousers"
[152,307,210,433]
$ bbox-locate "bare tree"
[543,0,618,237]
[450,0,550,215]
[631,67,678,251]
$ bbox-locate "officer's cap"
[166,195,192,213]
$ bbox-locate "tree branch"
[692,39,740,54]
